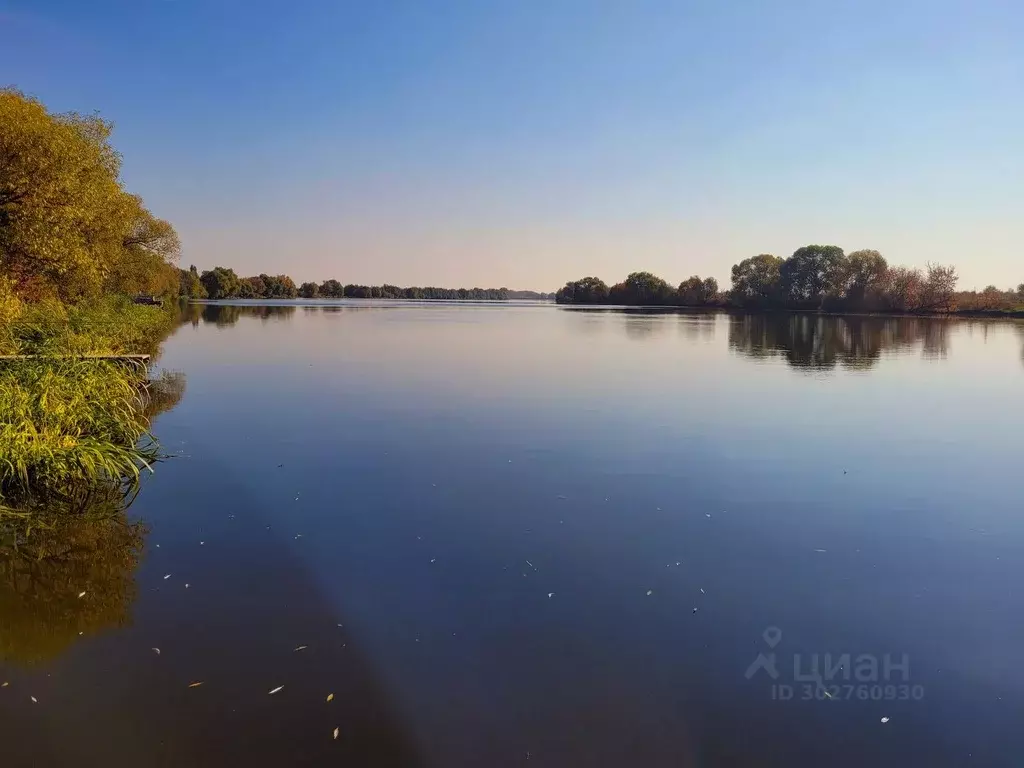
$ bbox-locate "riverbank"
[0,291,181,521]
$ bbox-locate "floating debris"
[294,645,308,652]
[185,583,190,589]
[700,588,705,594]
[692,607,698,613]
[268,686,284,695]
[326,693,334,703]
[525,560,535,570]
[814,549,827,553]
[705,513,712,518]
[646,590,653,596]
[547,592,555,598]
[199,541,205,546]
[163,574,172,580]
[30,696,37,703]
[430,558,436,563]
[333,727,340,740]
[152,648,161,655]
[675,562,680,566]
[1,682,8,688]
[880,716,890,724]
[78,591,86,598]
[188,682,203,688]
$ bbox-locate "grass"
[1,294,177,357]
[0,359,160,506]
[0,284,181,515]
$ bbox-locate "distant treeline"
[556,246,1024,314]
[179,266,553,302]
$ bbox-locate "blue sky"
[2,0,1021,290]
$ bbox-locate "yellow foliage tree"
[0,88,179,301]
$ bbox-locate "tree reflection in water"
[0,497,144,665]
[178,302,298,328]
[728,314,952,370]
[0,370,185,665]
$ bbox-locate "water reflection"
[0,499,145,665]
[178,302,297,328]
[0,369,185,665]
[728,314,952,370]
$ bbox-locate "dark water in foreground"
[3,302,1024,767]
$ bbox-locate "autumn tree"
[298,281,319,298]
[920,263,958,312]
[0,88,179,301]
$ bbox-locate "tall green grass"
[0,282,181,514]
[1,294,177,357]
[0,359,160,506]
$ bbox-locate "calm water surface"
[4,302,1024,767]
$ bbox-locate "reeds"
[0,359,159,505]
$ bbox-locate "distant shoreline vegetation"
[179,266,553,302]
[555,247,1024,316]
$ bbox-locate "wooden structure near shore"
[0,354,150,364]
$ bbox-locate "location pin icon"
[763,626,783,648]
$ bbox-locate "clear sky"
[2,0,1021,291]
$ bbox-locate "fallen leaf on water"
[293,645,308,652]
[268,686,284,695]
[188,682,203,688]
[333,727,339,740]
[78,591,86,598]
[326,693,334,702]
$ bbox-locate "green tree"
[843,250,888,308]
[677,276,718,305]
[780,245,848,307]
[0,88,178,301]
[258,273,298,298]
[179,265,208,299]
[608,272,675,305]
[319,279,344,298]
[730,254,783,306]
[555,276,610,304]
[200,267,241,299]
[298,281,319,298]
[237,275,266,298]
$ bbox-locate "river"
[3,302,1023,767]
